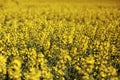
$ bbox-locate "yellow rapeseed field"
[0,0,120,80]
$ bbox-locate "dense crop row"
[0,1,120,80]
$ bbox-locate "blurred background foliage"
[0,0,120,80]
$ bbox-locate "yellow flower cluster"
[0,0,120,80]
[0,55,7,79]
[8,57,21,80]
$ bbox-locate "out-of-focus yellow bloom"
[100,71,106,78]
[0,55,7,79]
[85,55,95,65]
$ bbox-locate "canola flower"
[0,0,120,80]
